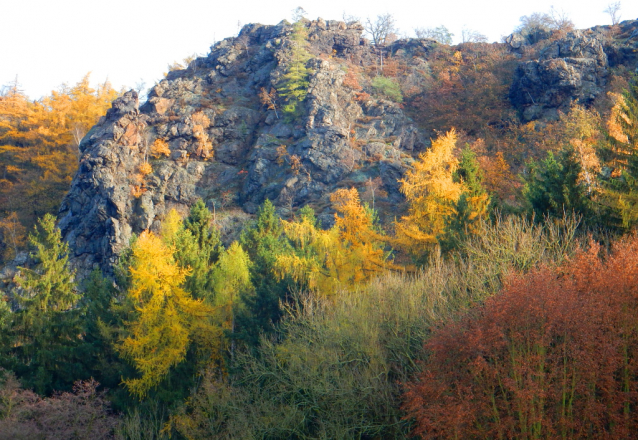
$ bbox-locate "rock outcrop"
[510,30,609,121]
[59,19,423,277]
[58,17,638,278]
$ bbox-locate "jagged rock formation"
[59,19,424,277]
[509,19,638,121]
[510,30,609,121]
[57,16,638,278]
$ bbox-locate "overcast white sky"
[2,0,637,99]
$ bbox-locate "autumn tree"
[117,230,218,398]
[211,242,253,361]
[403,237,638,438]
[0,74,119,237]
[275,189,393,294]
[259,87,279,119]
[600,81,638,228]
[395,129,487,256]
[0,212,26,261]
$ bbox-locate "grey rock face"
[510,30,608,121]
[60,19,420,278]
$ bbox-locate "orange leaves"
[607,92,631,145]
[403,236,638,438]
[0,74,120,233]
[342,65,363,91]
[150,138,170,158]
[137,162,152,176]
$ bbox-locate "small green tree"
[524,148,592,221]
[278,21,312,118]
[371,76,403,103]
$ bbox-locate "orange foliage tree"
[403,236,638,439]
[409,44,517,139]
[0,74,119,245]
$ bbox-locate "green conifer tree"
[174,200,222,301]
[524,148,591,221]
[278,21,312,118]
[238,200,293,344]
[6,214,86,394]
[440,147,490,254]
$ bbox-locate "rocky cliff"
[58,19,427,277]
[58,17,638,277]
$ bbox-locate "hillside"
[3,13,638,439]
[53,17,638,277]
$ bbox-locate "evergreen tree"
[174,200,222,301]
[238,200,292,344]
[6,214,87,394]
[439,147,491,254]
[277,21,312,118]
[524,148,591,221]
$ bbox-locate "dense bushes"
[404,235,638,439]
[170,215,579,439]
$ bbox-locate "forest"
[2,9,638,439]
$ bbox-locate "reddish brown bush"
[0,373,119,440]
[403,236,638,439]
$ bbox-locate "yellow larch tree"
[395,128,489,255]
[275,189,393,295]
[0,75,119,245]
[211,241,253,361]
[118,230,218,398]
[394,129,464,254]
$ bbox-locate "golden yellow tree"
[395,128,489,255]
[211,241,253,360]
[395,129,463,253]
[118,230,217,398]
[275,189,393,294]
[0,75,119,235]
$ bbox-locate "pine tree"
[238,199,292,344]
[7,214,86,394]
[173,201,222,301]
[277,21,312,118]
[439,147,490,254]
[524,148,591,221]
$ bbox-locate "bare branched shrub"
[404,234,638,438]
[0,373,119,440]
